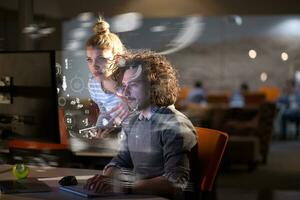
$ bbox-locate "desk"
[0,164,166,200]
[74,150,116,157]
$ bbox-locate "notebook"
[60,184,120,198]
[0,178,51,194]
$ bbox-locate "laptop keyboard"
[0,180,27,190]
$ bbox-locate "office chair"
[7,107,73,167]
[195,127,228,199]
[8,139,72,167]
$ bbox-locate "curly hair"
[118,50,179,107]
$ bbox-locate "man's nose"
[123,85,130,97]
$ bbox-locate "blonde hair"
[86,17,125,78]
[86,17,125,55]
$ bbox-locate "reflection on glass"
[115,87,138,113]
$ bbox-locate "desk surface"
[74,150,117,157]
[0,164,166,200]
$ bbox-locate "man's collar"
[137,105,175,120]
[138,106,160,120]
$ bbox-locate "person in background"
[240,82,249,95]
[186,81,207,105]
[230,82,249,108]
[84,50,199,199]
[85,17,129,138]
[277,79,300,140]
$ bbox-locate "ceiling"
[1,0,300,20]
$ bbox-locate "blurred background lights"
[248,49,257,59]
[111,12,143,33]
[159,16,204,55]
[150,25,167,32]
[295,71,300,83]
[81,22,93,28]
[72,28,88,39]
[23,23,55,39]
[260,72,268,82]
[227,15,243,26]
[77,12,94,21]
[269,18,300,36]
[38,27,55,35]
[281,52,289,61]
[66,40,80,50]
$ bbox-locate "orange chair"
[259,86,281,102]
[207,93,230,105]
[244,92,266,106]
[8,107,72,167]
[178,87,191,101]
[195,127,229,192]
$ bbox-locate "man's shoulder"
[156,106,192,123]
[153,106,196,136]
[158,107,197,149]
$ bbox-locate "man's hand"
[84,174,113,192]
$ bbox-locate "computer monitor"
[0,51,60,143]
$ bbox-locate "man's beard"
[136,99,151,111]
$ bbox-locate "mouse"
[58,175,78,186]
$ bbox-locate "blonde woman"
[85,17,128,137]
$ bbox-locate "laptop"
[0,178,51,194]
[60,183,120,198]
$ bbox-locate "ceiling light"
[77,12,94,21]
[260,72,268,82]
[281,52,288,61]
[23,23,55,39]
[111,12,143,33]
[248,49,257,59]
[227,15,243,26]
[150,25,167,32]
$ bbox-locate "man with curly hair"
[85,50,198,199]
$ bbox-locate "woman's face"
[86,46,114,81]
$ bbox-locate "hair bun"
[93,17,110,35]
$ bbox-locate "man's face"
[121,67,150,111]
[86,46,114,81]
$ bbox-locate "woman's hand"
[95,128,114,139]
[107,103,130,126]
